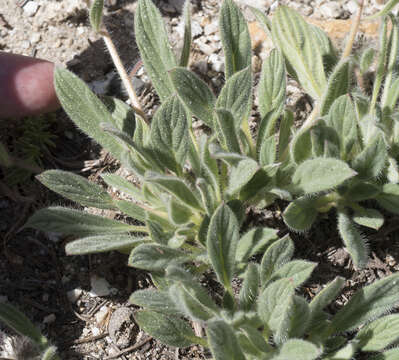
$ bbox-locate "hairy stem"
[100,30,149,123]
[342,0,365,60]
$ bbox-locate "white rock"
[30,33,41,44]
[204,22,218,36]
[236,0,272,8]
[345,0,359,14]
[43,314,56,324]
[197,41,215,56]
[95,306,109,325]
[209,53,224,73]
[89,275,111,297]
[67,288,82,303]
[319,2,342,18]
[23,1,39,17]
[176,20,203,38]
[21,40,30,49]
[91,327,101,336]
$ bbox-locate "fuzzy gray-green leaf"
[207,320,246,360]
[236,227,279,263]
[320,59,351,116]
[214,109,241,153]
[101,174,146,203]
[293,158,357,194]
[145,172,203,211]
[25,207,137,236]
[325,95,357,158]
[89,0,103,32]
[258,49,286,118]
[353,208,384,230]
[377,183,399,214]
[54,68,126,161]
[207,204,239,289]
[273,339,320,360]
[257,278,295,332]
[129,288,181,316]
[352,134,387,179]
[269,260,317,287]
[170,67,216,126]
[260,235,294,286]
[65,234,146,255]
[330,272,399,333]
[135,0,176,101]
[355,314,399,351]
[216,67,252,129]
[227,158,259,195]
[38,170,116,210]
[0,303,48,349]
[135,310,195,347]
[150,96,189,173]
[283,196,317,232]
[360,48,376,75]
[219,0,251,79]
[115,200,146,222]
[179,0,192,67]
[338,210,369,269]
[239,263,260,311]
[128,244,190,272]
[271,6,327,99]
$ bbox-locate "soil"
[1,0,399,359]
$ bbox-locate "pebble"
[176,20,202,38]
[108,307,138,349]
[23,1,39,17]
[209,53,224,73]
[319,2,343,19]
[89,275,112,297]
[95,306,110,325]
[43,314,56,324]
[204,22,218,36]
[345,0,359,14]
[67,288,82,303]
[196,41,215,56]
[30,32,41,44]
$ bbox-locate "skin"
[0,52,60,119]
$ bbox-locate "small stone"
[196,60,208,74]
[209,53,224,73]
[30,33,41,44]
[89,275,111,297]
[43,314,56,324]
[345,0,359,14]
[95,306,110,325]
[197,41,215,56]
[21,40,30,49]
[320,2,342,19]
[67,288,82,303]
[23,1,39,16]
[92,327,101,336]
[108,307,138,349]
[204,22,218,36]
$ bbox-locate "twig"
[103,337,153,359]
[73,332,108,345]
[342,0,365,60]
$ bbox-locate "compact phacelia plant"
[18,0,399,358]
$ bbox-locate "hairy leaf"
[293,158,357,194]
[338,210,369,269]
[207,320,246,360]
[135,310,195,347]
[219,0,251,78]
[258,49,286,119]
[66,234,146,255]
[128,244,190,271]
[271,6,327,99]
[356,314,399,351]
[239,263,260,311]
[214,109,241,153]
[89,0,103,32]
[227,158,259,195]
[54,68,126,161]
[377,183,399,214]
[38,170,116,210]
[207,204,239,289]
[330,272,399,332]
[115,200,146,222]
[269,260,317,287]
[179,0,192,67]
[260,235,294,286]
[130,288,181,316]
[135,0,176,101]
[273,339,320,360]
[216,67,252,128]
[353,208,384,230]
[283,196,317,232]
[236,227,278,263]
[25,207,137,236]
[170,67,216,126]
